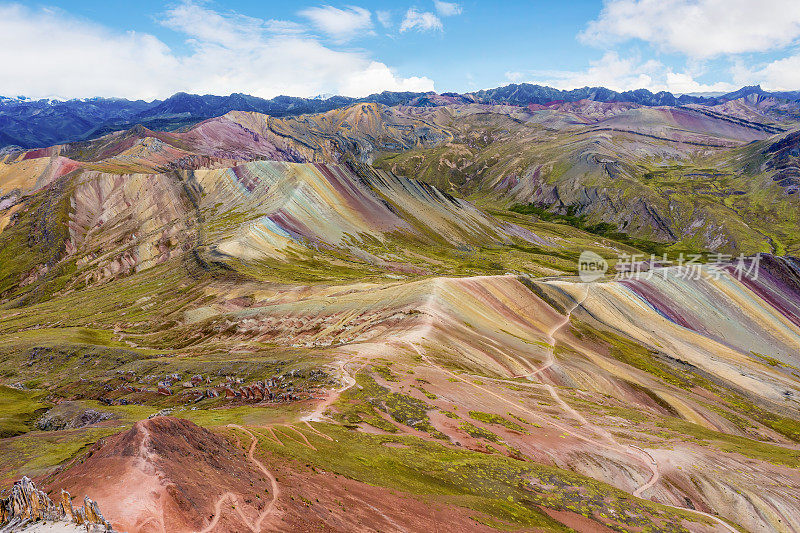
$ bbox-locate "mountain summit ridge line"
[2,83,798,150]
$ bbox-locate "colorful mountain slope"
[1,92,800,533]
[5,141,623,302]
[7,97,798,255]
[185,261,800,531]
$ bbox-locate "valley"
[0,87,799,532]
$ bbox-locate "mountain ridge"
[2,83,800,533]
[3,83,800,150]
[3,96,799,255]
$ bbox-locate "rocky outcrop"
[36,404,114,431]
[764,129,800,195]
[0,477,113,532]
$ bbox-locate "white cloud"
[264,20,307,35]
[662,71,735,94]
[0,2,434,100]
[525,52,735,93]
[0,4,178,100]
[581,0,800,59]
[434,1,462,17]
[376,10,392,28]
[298,5,373,43]
[339,61,436,95]
[399,8,443,33]
[732,54,800,91]
[162,2,302,46]
[529,52,658,92]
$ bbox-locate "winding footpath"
[301,357,360,422]
[199,425,281,533]
[196,279,739,532]
[514,283,590,380]
[523,285,664,503]
[401,280,740,533]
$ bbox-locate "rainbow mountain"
[0,90,798,533]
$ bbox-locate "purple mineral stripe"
[618,278,695,331]
[727,255,800,329]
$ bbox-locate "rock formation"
[0,477,113,532]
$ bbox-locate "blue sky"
[3,0,800,99]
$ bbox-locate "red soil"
[39,417,549,532]
[46,417,274,533]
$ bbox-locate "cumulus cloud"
[733,54,800,91]
[0,2,433,100]
[0,4,178,100]
[529,52,659,92]
[524,52,735,93]
[581,0,800,58]
[298,5,373,43]
[661,71,736,94]
[434,1,462,17]
[399,8,443,33]
[339,61,436,95]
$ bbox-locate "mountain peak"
[2,83,800,149]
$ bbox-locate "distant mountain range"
[4,71,800,533]
[2,84,800,150]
